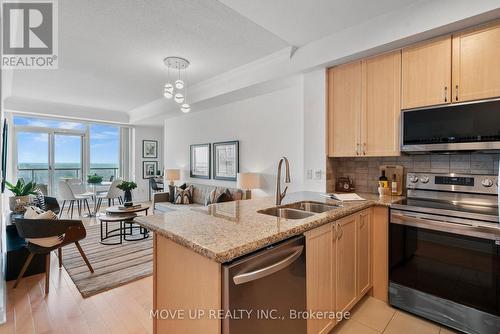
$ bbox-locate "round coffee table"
[98,213,137,245]
[105,205,150,241]
[106,204,150,216]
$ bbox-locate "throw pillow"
[215,188,232,203]
[168,185,176,203]
[175,185,193,204]
[204,187,219,206]
[33,189,46,211]
[24,206,63,248]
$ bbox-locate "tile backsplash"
[326,153,500,194]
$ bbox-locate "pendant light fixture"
[163,56,191,112]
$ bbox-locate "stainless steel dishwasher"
[222,236,306,334]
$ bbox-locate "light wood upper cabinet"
[305,223,335,334]
[328,53,401,157]
[327,62,362,157]
[452,23,500,102]
[335,215,357,313]
[402,36,452,109]
[361,51,401,156]
[356,209,372,296]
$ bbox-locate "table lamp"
[237,172,261,199]
[165,169,180,186]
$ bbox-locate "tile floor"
[331,296,459,334]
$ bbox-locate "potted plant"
[117,180,137,204]
[87,174,103,184]
[5,179,38,212]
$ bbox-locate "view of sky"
[14,116,119,166]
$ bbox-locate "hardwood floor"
[2,252,153,334]
[1,203,153,334]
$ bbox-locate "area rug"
[61,222,153,298]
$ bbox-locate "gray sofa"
[152,183,246,213]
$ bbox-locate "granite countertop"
[134,191,403,263]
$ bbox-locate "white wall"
[132,126,164,202]
[164,81,305,197]
[303,69,326,192]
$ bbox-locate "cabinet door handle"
[455,85,459,101]
[356,143,360,155]
[360,219,365,228]
[333,224,338,240]
[363,142,366,155]
[444,86,448,102]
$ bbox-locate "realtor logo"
[2,0,58,69]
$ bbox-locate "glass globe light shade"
[163,83,173,99]
[181,103,191,113]
[175,79,185,90]
[174,93,184,104]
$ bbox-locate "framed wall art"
[213,140,239,181]
[143,140,158,158]
[143,161,158,179]
[190,143,211,179]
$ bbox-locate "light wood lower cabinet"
[335,214,358,313]
[357,209,372,297]
[154,235,221,334]
[305,208,376,334]
[371,206,389,302]
[304,223,335,334]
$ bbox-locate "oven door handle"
[391,213,500,241]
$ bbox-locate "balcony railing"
[17,167,119,184]
[89,167,119,181]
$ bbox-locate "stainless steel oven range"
[390,172,500,334]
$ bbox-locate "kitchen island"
[135,192,401,334]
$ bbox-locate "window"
[89,124,120,181]
[13,115,122,196]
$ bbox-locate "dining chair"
[149,178,164,202]
[68,179,94,198]
[149,178,164,192]
[58,181,91,218]
[13,218,94,294]
[96,178,124,210]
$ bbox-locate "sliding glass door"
[15,130,84,196]
[16,131,50,186]
[53,133,83,197]
[13,116,123,198]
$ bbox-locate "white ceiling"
[8,0,500,123]
[10,0,287,112]
[217,0,420,46]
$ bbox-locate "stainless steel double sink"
[258,201,341,220]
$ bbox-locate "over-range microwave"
[401,99,500,153]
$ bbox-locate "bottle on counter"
[391,174,398,195]
[379,170,388,188]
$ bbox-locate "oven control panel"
[435,176,474,186]
[406,173,498,195]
